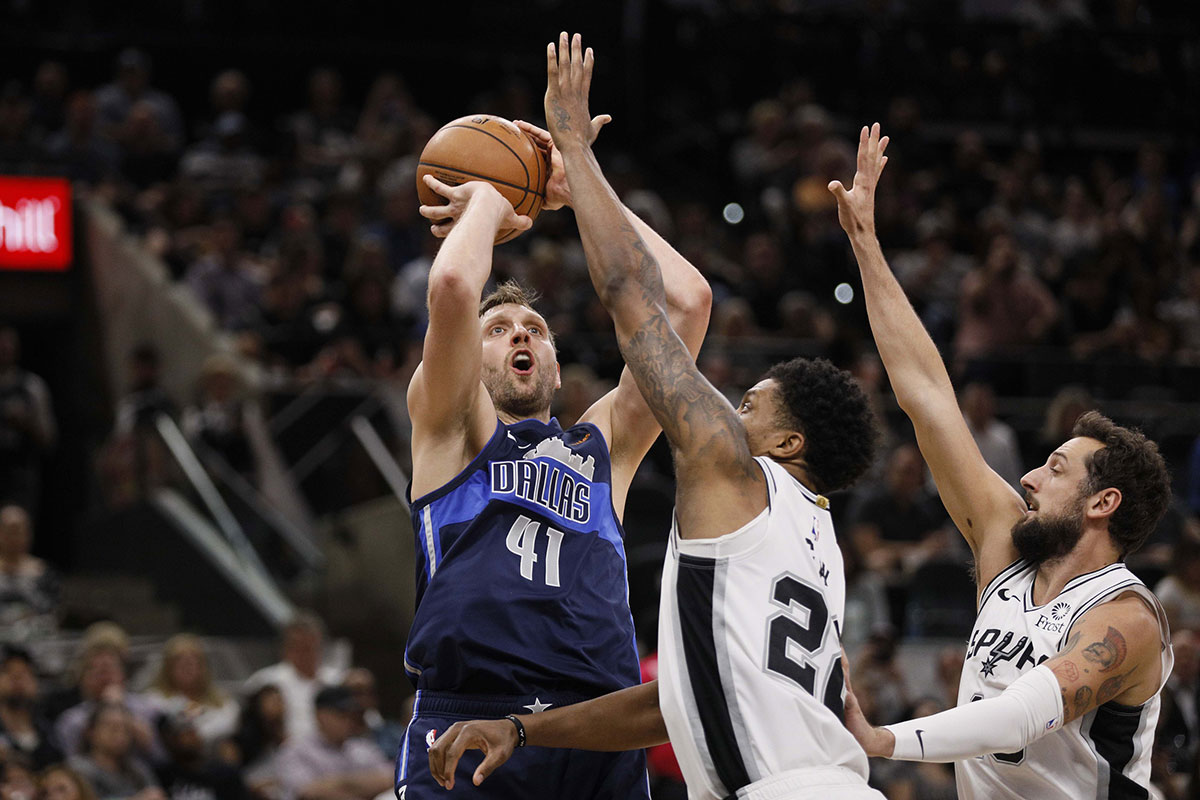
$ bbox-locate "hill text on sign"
[0,177,72,271]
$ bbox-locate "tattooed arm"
[1045,593,1165,724]
[847,592,1165,760]
[544,33,763,538]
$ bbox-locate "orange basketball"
[416,114,548,244]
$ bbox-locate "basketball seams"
[442,124,532,188]
[417,162,546,198]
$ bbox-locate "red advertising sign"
[0,177,72,271]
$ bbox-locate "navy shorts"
[395,691,650,799]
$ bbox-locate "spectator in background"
[341,669,403,765]
[155,710,248,800]
[890,218,973,347]
[1156,525,1200,634]
[55,626,160,762]
[67,704,164,800]
[273,686,391,800]
[0,645,61,770]
[2,758,38,800]
[284,68,357,185]
[184,219,263,332]
[115,102,178,191]
[38,765,98,800]
[953,232,1059,373]
[179,111,265,197]
[181,355,255,478]
[0,506,59,638]
[841,535,890,657]
[44,91,120,185]
[233,685,287,800]
[1156,630,1200,795]
[1038,384,1093,452]
[94,49,183,151]
[0,327,57,512]
[146,635,239,752]
[114,346,174,437]
[847,443,951,576]
[960,381,1024,487]
[243,614,342,742]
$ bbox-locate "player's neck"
[497,407,552,425]
[1031,527,1121,606]
[777,459,820,496]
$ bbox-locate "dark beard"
[1010,498,1086,566]
[484,368,556,420]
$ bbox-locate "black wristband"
[504,714,527,747]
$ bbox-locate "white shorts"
[733,767,886,800]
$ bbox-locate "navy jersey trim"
[410,419,508,511]
[1089,702,1149,799]
[676,553,751,796]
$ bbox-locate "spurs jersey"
[658,457,873,800]
[957,560,1173,800]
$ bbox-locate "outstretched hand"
[427,718,519,790]
[841,651,895,758]
[545,32,606,153]
[828,123,890,238]
[516,118,610,210]
[418,174,532,239]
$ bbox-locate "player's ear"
[771,430,804,461]
[1086,486,1121,521]
[554,362,561,390]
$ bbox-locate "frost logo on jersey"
[1051,601,1070,620]
[490,437,594,524]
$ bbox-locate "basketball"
[416,114,548,244]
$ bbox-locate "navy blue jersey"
[404,417,641,698]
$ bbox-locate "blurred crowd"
[1,0,1200,798]
[0,611,406,800]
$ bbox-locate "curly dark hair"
[764,357,879,493]
[1071,410,1171,557]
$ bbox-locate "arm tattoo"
[1060,631,1082,655]
[609,226,756,478]
[1072,685,1093,714]
[1096,667,1137,705]
[1081,627,1128,672]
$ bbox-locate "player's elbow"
[427,266,479,310]
[675,274,712,322]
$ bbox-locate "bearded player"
[832,123,1173,799]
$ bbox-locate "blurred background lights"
[834,283,854,304]
[722,202,744,224]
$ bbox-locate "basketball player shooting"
[394,45,712,800]
[428,33,886,800]
[831,123,1174,799]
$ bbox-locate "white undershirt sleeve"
[885,663,1065,762]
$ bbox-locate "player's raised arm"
[428,681,666,791]
[544,33,760,535]
[829,124,1025,585]
[407,178,531,493]
[515,119,712,514]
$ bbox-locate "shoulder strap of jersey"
[978,559,1032,612]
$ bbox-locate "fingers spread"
[828,180,847,197]
[582,46,594,97]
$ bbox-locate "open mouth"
[511,350,534,375]
[1024,496,1038,513]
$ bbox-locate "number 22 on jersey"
[764,573,845,718]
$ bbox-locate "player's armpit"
[1044,594,1164,725]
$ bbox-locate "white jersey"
[658,457,875,800]
[957,559,1173,800]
